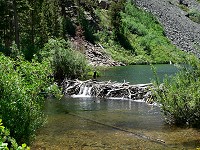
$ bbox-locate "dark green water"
[31,65,200,150]
[98,64,179,84]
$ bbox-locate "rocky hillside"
[57,0,200,66]
[135,0,200,57]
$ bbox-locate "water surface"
[32,97,200,150]
[98,64,178,84]
[31,65,200,150]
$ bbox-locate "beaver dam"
[62,79,154,103]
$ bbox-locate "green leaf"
[22,143,26,148]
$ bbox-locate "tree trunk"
[31,8,35,46]
[60,0,67,39]
[13,0,20,49]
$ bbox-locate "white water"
[72,85,160,106]
[72,84,92,98]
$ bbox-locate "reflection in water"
[31,97,200,150]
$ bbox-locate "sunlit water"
[31,65,200,150]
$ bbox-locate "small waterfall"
[78,85,85,95]
[82,86,89,95]
[72,84,92,98]
[64,79,153,103]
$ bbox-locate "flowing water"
[31,65,200,150]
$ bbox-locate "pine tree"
[0,0,14,52]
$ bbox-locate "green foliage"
[0,53,55,144]
[64,17,76,37]
[0,119,30,150]
[96,1,185,64]
[121,2,182,63]
[153,55,200,127]
[188,9,200,24]
[78,7,96,43]
[41,38,87,80]
[0,0,188,66]
[0,0,64,60]
[109,0,133,50]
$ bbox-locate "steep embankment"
[70,37,125,67]
[135,0,200,57]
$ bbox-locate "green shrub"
[153,55,200,127]
[0,53,53,144]
[178,4,189,12]
[109,0,134,50]
[121,2,185,63]
[0,119,30,150]
[64,17,76,37]
[188,9,200,24]
[78,7,97,43]
[41,38,87,80]
[95,1,185,65]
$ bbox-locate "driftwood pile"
[62,79,154,103]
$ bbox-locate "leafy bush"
[0,53,53,144]
[153,55,200,127]
[41,38,87,80]
[122,2,186,63]
[0,119,30,150]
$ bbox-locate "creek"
[31,65,200,150]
